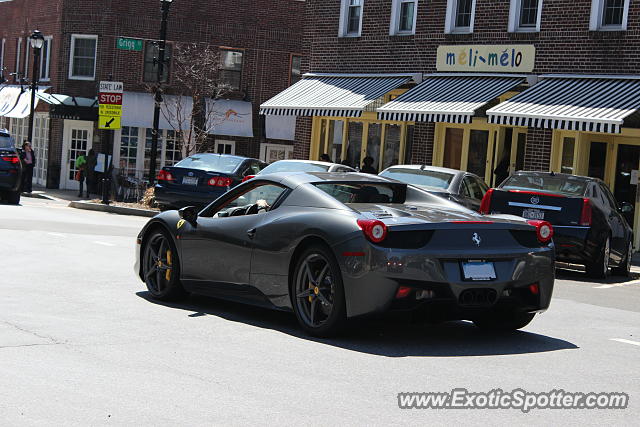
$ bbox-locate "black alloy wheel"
[143,230,186,300]
[292,246,346,337]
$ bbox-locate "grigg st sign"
[436,45,536,73]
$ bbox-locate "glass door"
[588,141,608,182]
[443,128,463,170]
[613,144,640,227]
[467,130,489,180]
[61,120,93,190]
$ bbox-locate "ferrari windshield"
[501,174,588,197]
[260,161,329,174]
[314,182,406,204]
[175,154,243,173]
[380,168,454,190]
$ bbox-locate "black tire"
[291,245,347,337]
[142,229,187,301]
[586,236,610,279]
[6,190,20,205]
[472,310,536,331]
[612,240,633,277]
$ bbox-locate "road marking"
[47,232,66,238]
[94,241,116,247]
[610,338,640,347]
[594,280,640,289]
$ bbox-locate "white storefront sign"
[207,99,254,138]
[436,45,536,73]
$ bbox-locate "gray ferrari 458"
[135,172,555,337]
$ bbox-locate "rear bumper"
[154,185,227,208]
[334,239,555,319]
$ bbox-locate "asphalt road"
[1,197,639,426]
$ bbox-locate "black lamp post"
[28,30,45,145]
[148,0,173,187]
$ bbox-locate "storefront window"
[383,124,401,170]
[468,130,489,178]
[346,122,363,169]
[366,123,382,173]
[443,128,464,170]
[588,141,607,181]
[329,120,344,163]
[516,132,526,171]
[561,137,575,174]
[120,126,138,177]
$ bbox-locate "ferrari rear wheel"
[472,310,535,331]
[292,245,346,337]
[143,230,186,301]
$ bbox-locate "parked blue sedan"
[154,154,267,210]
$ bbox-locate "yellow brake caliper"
[165,250,172,281]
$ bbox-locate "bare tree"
[147,42,229,157]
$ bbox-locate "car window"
[462,176,484,200]
[213,184,287,217]
[0,133,14,149]
[501,174,588,197]
[260,161,330,174]
[315,182,406,204]
[336,167,353,173]
[175,155,243,173]
[379,168,455,190]
[475,177,489,196]
[247,161,262,175]
[601,184,619,210]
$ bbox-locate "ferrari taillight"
[580,198,592,226]
[156,170,174,182]
[208,177,233,187]
[479,188,494,214]
[527,220,554,244]
[357,219,388,244]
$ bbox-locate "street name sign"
[117,38,143,52]
[99,81,123,130]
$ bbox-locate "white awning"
[121,92,193,131]
[377,75,524,123]
[0,85,49,118]
[487,76,640,133]
[260,74,413,117]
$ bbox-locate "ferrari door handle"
[247,228,257,239]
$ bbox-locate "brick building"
[0,0,304,190]
[261,0,640,245]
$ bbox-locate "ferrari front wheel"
[292,245,346,337]
[143,230,186,301]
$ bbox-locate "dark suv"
[0,129,22,205]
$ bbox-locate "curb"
[21,192,56,201]
[68,201,158,217]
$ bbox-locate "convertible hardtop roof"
[262,171,399,188]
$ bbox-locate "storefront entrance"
[311,114,411,172]
[435,120,527,186]
[60,120,94,190]
[552,130,640,247]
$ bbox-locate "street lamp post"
[148,0,173,187]
[28,30,45,145]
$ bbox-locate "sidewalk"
[22,185,157,217]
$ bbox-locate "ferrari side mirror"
[179,206,199,224]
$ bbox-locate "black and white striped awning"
[377,75,524,123]
[259,74,412,117]
[487,77,640,133]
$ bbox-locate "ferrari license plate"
[522,209,544,220]
[182,176,198,186]
[462,261,496,281]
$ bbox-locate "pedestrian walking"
[85,149,97,198]
[20,141,36,193]
[75,152,88,197]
